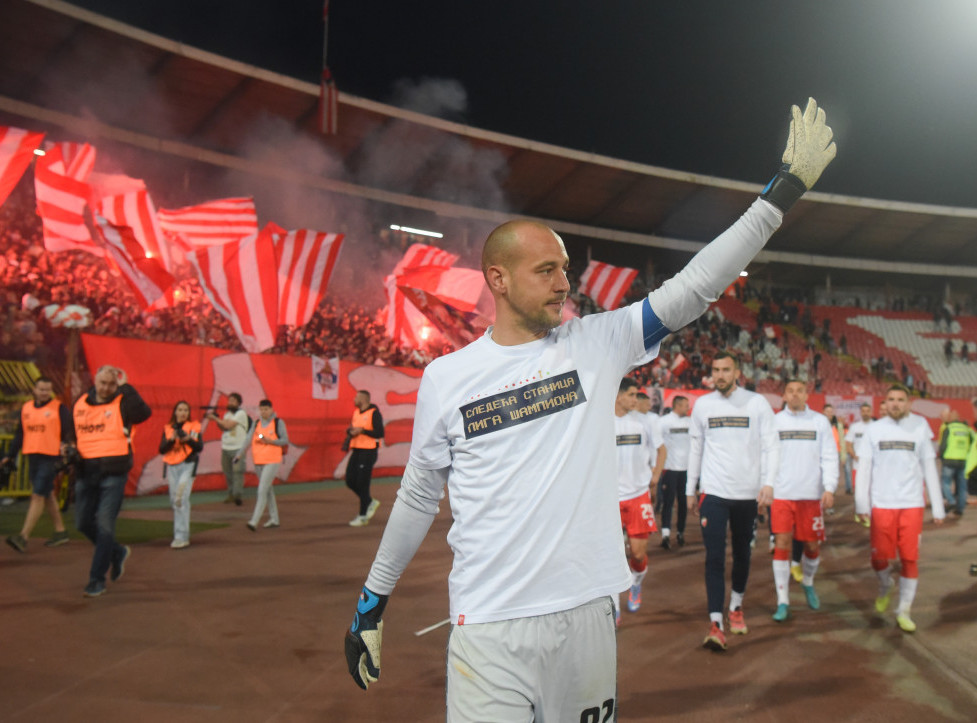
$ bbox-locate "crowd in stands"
[2,181,975,402]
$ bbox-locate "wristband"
[761,165,807,213]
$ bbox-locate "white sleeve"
[647,199,782,333]
[758,401,780,490]
[687,406,705,494]
[364,463,448,595]
[820,418,840,494]
[855,434,873,515]
[919,433,945,520]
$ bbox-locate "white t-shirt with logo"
[660,411,692,471]
[408,304,658,625]
[615,411,659,501]
[687,387,779,500]
[220,409,249,451]
[773,406,838,500]
[855,415,944,517]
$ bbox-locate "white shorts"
[446,596,617,722]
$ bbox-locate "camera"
[0,457,17,488]
[54,448,82,475]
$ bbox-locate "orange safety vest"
[162,420,201,465]
[74,394,129,459]
[251,417,283,465]
[21,399,62,456]
[349,406,380,450]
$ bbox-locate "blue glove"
[344,586,389,690]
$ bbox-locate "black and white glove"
[762,97,837,213]
[344,586,389,690]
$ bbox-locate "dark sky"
[73,0,977,208]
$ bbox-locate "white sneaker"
[349,515,369,527]
[170,540,190,549]
[365,499,381,520]
[263,520,280,528]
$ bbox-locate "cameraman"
[205,392,249,506]
[3,376,72,553]
[72,365,152,598]
[159,401,202,549]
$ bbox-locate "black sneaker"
[660,536,671,551]
[110,545,131,582]
[83,579,106,597]
[44,531,70,547]
[6,534,27,553]
[677,533,685,547]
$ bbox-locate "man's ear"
[485,265,506,295]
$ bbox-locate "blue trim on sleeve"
[642,298,671,349]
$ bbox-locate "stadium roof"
[2,0,976,290]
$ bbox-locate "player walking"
[855,385,944,632]
[765,380,838,621]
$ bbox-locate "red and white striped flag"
[95,189,174,271]
[669,353,690,377]
[33,142,101,255]
[158,197,258,248]
[188,223,280,353]
[277,229,345,326]
[385,243,460,346]
[93,215,175,309]
[578,260,638,310]
[0,126,44,208]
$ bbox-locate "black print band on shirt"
[879,440,916,451]
[460,370,587,439]
[616,434,642,446]
[708,416,750,429]
[779,430,817,441]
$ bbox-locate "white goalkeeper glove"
[762,97,837,212]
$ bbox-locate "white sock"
[897,577,918,616]
[710,612,723,629]
[730,590,744,611]
[662,528,670,538]
[631,567,648,588]
[801,553,820,587]
[773,559,790,605]
[876,567,893,597]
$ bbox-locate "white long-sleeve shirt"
[773,406,838,500]
[687,386,779,500]
[616,411,660,501]
[855,415,944,518]
[660,411,692,471]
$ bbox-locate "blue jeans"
[941,464,967,515]
[74,471,128,583]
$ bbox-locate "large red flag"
[578,260,638,310]
[189,223,280,353]
[93,214,175,309]
[277,229,345,326]
[33,142,101,255]
[384,244,460,346]
[158,197,259,248]
[0,126,44,208]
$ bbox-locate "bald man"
[345,99,836,718]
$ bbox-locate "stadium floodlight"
[390,224,443,239]
[739,271,749,277]
[33,149,46,156]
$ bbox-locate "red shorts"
[770,499,825,542]
[870,507,923,562]
[620,491,657,538]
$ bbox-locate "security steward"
[344,390,384,527]
[940,412,976,517]
[3,376,73,553]
[72,365,152,597]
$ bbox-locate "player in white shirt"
[855,385,945,633]
[764,380,838,622]
[344,99,836,718]
[659,395,692,549]
[844,403,873,493]
[636,391,667,510]
[614,378,661,621]
[687,351,780,652]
